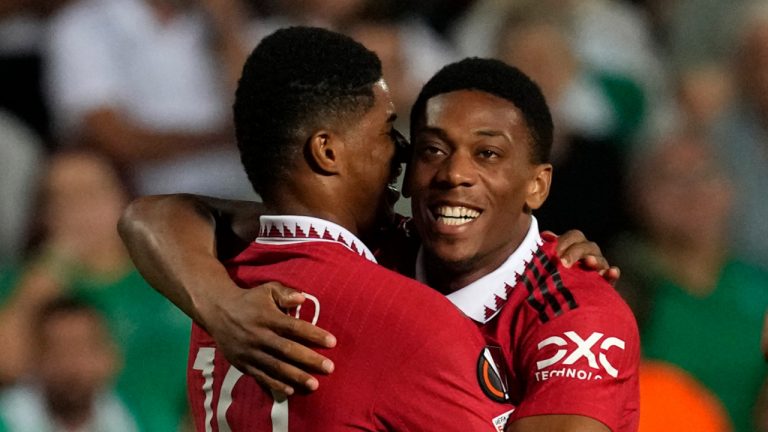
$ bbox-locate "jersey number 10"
[192,347,288,431]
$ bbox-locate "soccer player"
[402,59,639,431]
[180,27,511,430]
[120,38,638,432]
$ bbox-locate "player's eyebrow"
[416,126,451,142]
[474,128,512,143]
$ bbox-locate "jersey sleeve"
[373,315,513,432]
[510,274,640,431]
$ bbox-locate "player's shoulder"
[368,262,471,321]
[513,236,637,338]
[512,239,640,392]
[539,236,630,311]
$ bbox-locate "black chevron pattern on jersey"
[522,249,579,323]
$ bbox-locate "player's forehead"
[417,90,531,150]
[425,90,521,123]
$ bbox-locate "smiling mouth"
[432,205,481,226]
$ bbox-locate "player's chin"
[423,238,474,265]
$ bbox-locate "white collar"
[257,215,376,263]
[415,216,542,323]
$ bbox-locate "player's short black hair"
[410,58,553,163]
[234,26,383,201]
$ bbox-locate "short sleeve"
[511,278,640,431]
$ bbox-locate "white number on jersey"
[192,347,289,431]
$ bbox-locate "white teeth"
[434,206,481,226]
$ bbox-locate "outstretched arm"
[118,194,336,394]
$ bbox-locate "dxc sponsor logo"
[535,331,624,379]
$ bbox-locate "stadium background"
[0,0,766,430]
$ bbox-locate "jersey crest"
[476,346,510,403]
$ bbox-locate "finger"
[584,254,610,271]
[240,364,296,395]
[559,243,605,269]
[248,349,322,392]
[606,266,621,285]
[272,285,305,309]
[555,230,587,255]
[260,331,335,374]
[274,314,337,348]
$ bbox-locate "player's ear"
[525,163,552,211]
[306,130,342,175]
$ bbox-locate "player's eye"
[416,143,447,159]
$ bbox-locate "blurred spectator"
[450,0,665,92]
[0,0,65,265]
[0,297,138,432]
[0,0,69,147]
[658,0,748,72]
[0,110,42,266]
[496,3,645,143]
[249,0,458,106]
[569,0,666,97]
[674,63,734,131]
[0,150,191,431]
[44,0,255,198]
[494,3,635,248]
[253,0,366,30]
[613,132,768,432]
[710,2,768,271]
[408,0,475,35]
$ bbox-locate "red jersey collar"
[256,215,376,263]
[415,216,542,323]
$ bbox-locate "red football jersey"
[187,216,512,432]
[413,218,640,431]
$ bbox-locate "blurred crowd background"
[0,0,767,431]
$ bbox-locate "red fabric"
[481,235,640,431]
[188,240,511,431]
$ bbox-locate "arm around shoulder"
[118,193,338,394]
[117,193,262,325]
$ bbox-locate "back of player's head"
[410,57,553,163]
[234,26,383,201]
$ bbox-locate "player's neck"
[264,195,361,239]
[423,240,521,295]
[266,174,384,240]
